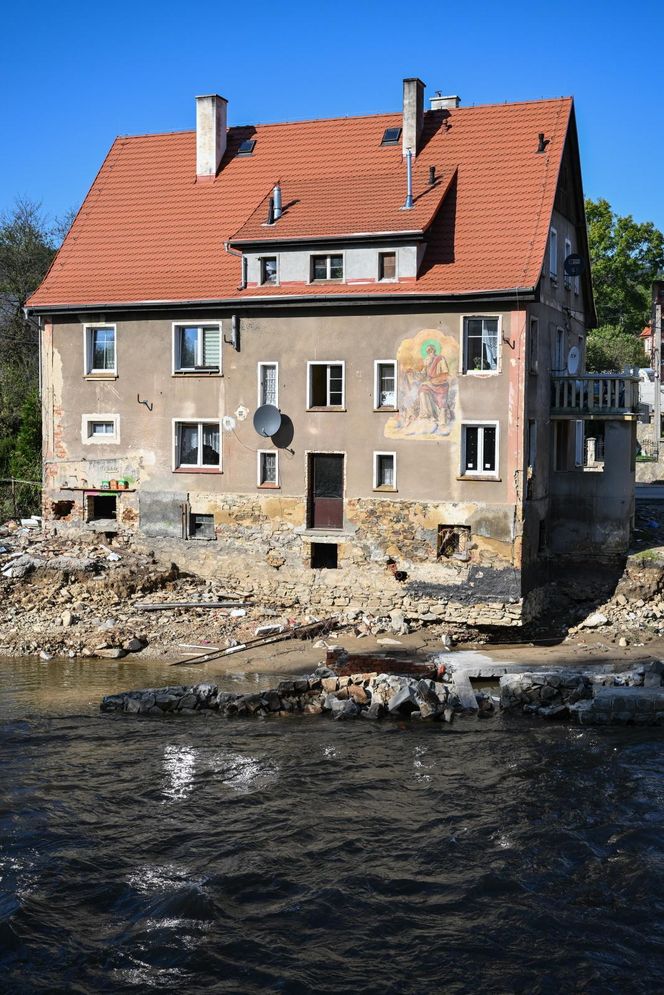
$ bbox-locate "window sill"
[373,486,398,493]
[309,279,344,285]
[172,370,221,377]
[258,483,280,489]
[462,370,499,376]
[374,407,398,413]
[174,467,222,474]
[84,374,118,381]
[457,474,501,482]
[307,406,346,412]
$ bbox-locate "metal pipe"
[404,149,414,209]
[273,184,282,220]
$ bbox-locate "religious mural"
[385,329,458,440]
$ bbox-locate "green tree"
[585,324,647,373]
[586,197,664,334]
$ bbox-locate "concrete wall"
[245,243,419,287]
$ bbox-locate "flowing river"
[1,656,663,994]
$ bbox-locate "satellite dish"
[564,253,584,277]
[253,404,282,438]
[567,346,580,376]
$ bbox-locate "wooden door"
[309,454,344,529]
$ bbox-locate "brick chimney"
[402,77,425,157]
[196,94,227,179]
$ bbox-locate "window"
[437,525,470,560]
[174,421,221,469]
[463,317,499,373]
[82,414,119,444]
[311,543,338,568]
[173,324,221,372]
[311,254,343,281]
[381,127,402,146]
[564,238,572,289]
[258,450,279,486]
[461,423,498,476]
[549,228,558,280]
[584,422,605,468]
[378,252,397,281]
[374,361,397,408]
[87,494,117,522]
[258,362,278,407]
[85,325,116,374]
[554,421,570,471]
[374,452,396,490]
[189,513,215,539]
[307,362,345,408]
[261,257,278,285]
[237,138,256,156]
[528,317,539,373]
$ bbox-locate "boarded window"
[189,513,215,539]
[378,252,396,280]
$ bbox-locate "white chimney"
[429,92,461,111]
[402,77,425,157]
[196,94,228,179]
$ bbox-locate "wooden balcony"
[551,375,639,417]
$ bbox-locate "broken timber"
[136,600,254,611]
[169,617,340,667]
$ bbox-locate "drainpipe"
[403,149,414,209]
[223,241,246,289]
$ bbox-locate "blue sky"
[2,0,662,232]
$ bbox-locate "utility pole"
[654,283,663,459]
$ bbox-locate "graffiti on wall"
[385,329,458,440]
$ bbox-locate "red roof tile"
[28,98,574,309]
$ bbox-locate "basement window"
[189,513,215,540]
[87,494,117,522]
[381,127,402,146]
[437,525,470,560]
[237,139,256,156]
[311,543,338,569]
[374,451,396,490]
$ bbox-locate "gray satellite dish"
[567,346,580,376]
[253,404,282,437]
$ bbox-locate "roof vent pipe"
[273,184,282,221]
[404,148,414,209]
[266,196,275,225]
[428,165,436,186]
[537,133,550,154]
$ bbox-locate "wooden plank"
[135,601,255,611]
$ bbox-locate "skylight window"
[237,139,256,156]
[381,127,401,146]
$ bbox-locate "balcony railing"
[551,375,639,416]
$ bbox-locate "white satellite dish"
[567,346,580,376]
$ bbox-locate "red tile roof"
[28,97,574,309]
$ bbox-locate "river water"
[1,656,664,994]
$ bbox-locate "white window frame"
[309,252,345,283]
[528,317,539,374]
[377,251,398,282]
[260,256,279,286]
[374,360,398,409]
[373,451,397,490]
[83,323,117,376]
[307,361,346,409]
[82,413,120,445]
[460,314,501,375]
[460,421,500,478]
[172,419,222,471]
[257,449,279,487]
[564,237,572,289]
[257,361,279,408]
[171,321,222,374]
[549,227,558,280]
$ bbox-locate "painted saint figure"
[385,330,458,441]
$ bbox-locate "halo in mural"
[420,338,442,358]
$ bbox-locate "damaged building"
[27,78,637,626]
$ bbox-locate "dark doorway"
[87,494,117,521]
[308,453,344,529]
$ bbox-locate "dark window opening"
[87,494,117,521]
[554,421,570,471]
[237,139,256,156]
[437,525,470,560]
[311,542,338,569]
[381,127,402,146]
[52,500,75,520]
[538,520,547,553]
[379,252,396,281]
[261,257,278,285]
[189,513,215,540]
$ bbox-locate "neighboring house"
[27,78,637,627]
